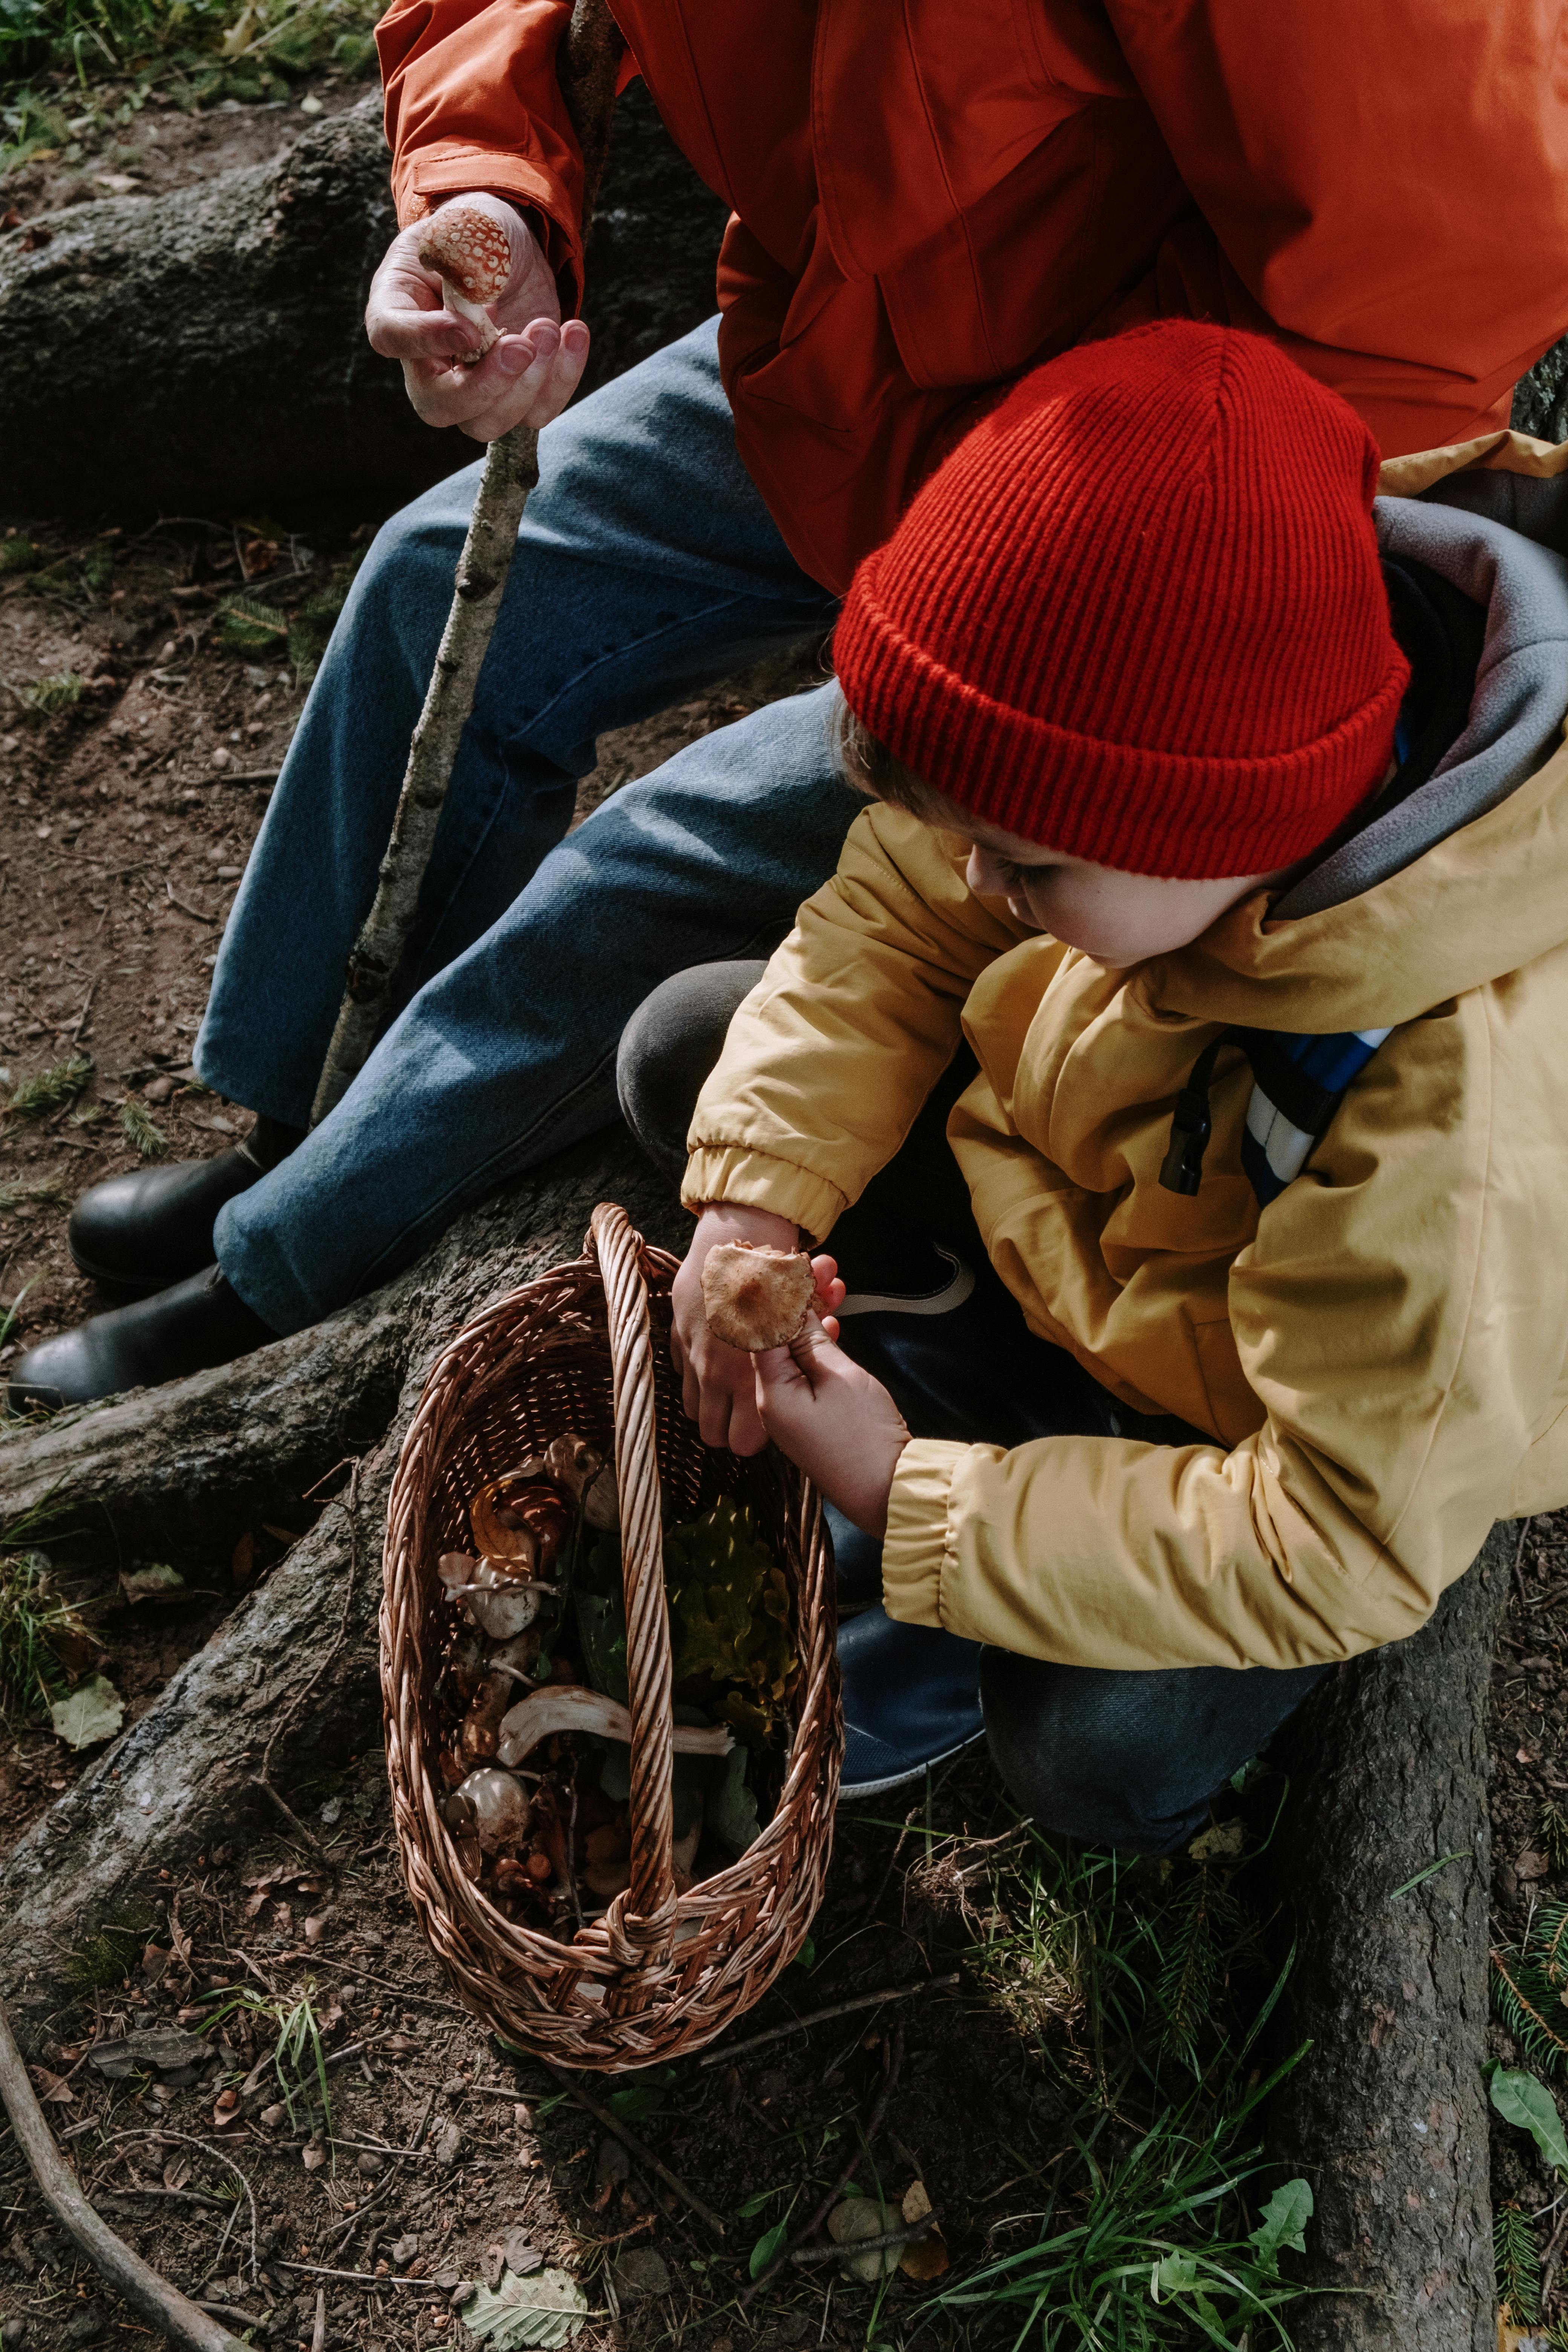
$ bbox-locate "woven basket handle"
[589,1201,678,1962]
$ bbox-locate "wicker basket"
[382,1201,842,2068]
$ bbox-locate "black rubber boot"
[6,1266,277,1413]
[68,1113,304,1295]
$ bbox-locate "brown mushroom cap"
[415,204,513,305]
[701,1240,815,1352]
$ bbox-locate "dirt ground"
[3,83,1567,2352]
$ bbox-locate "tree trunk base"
[1266,1525,1513,2349]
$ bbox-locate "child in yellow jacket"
[616,321,1568,1843]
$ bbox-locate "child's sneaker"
[836,1605,985,1796]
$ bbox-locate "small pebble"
[2,2318,28,2346]
[612,2248,671,2303]
[143,1075,174,1104]
[356,2149,384,2176]
[434,2119,464,2168]
[210,747,231,768]
[390,2234,420,2266]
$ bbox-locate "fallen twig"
[528,2055,726,2238]
[101,2130,260,2285]
[743,2018,905,2301]
[789,2214,936,2266]
[698,1972,959,2068]
[0,1999,251,2352]
[166,877,219,925]
[273,2259,440,2289]
[195,2300,274,2331]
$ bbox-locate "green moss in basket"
[665,1496,797,1749]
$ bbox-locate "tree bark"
[0,83,727,521]
[0,1132,684,2018]
[1265,1523,1514,2349]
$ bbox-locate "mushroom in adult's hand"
[415,203,514,366]
[701,1240,815,1351]
[495,1685,733,1769]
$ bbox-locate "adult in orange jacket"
[15,0,1567,1410]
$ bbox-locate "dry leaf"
[898,2181,948,2280]
[304,1915,327,1945]
[141,1944,171,1982]
[163,2153,192,2193]
[302,2141,326,2171]
[1515,1849,1551,1883]
[49,1674,124,1751]
[1188,1819,1247,1863]
[231,1532,256,1591]
[213,2087,241,2130]
[28,2066,74,2104]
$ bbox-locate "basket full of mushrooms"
[381,1202,841,2067]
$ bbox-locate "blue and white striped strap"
[1238,1026,1393,1204]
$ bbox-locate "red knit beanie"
[834,322,1409,879]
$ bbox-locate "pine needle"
[120,1098,169,1161]
[1158,1868,1244,2068]
[1491,1908,1568,2074]
[14,670,86,713]
[1494,2201,1541,2326]
[5,1054,93,1118]
[1543,1800,1568,1874]
[218,595,289,655]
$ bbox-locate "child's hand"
[672,1207,846,1454]
[752,1312,910,1537]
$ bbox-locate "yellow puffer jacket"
[684,437,1568,1673]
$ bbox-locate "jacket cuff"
[681,1145,847,1244]
[880,1439,968,1628]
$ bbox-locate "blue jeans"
[196,318,848,1333]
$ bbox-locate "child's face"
[925,795,1280,966]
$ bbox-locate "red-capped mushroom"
[415,203,513,366]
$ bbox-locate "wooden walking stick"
[309,0,624,1127]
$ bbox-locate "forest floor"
[3,61,1568,2352]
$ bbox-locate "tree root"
[0,1133,682,2013]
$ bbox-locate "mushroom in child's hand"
[495,1685,733,1769]
[701,1240,815,1351]
[415,202,513,366]
[444,1766,532,1853]
[459,1670,512,1765]
[544,1432,620,1531]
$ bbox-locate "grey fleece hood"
[1277,477,1568,918]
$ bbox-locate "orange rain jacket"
[375,0,1568,594]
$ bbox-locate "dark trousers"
[617,961,1329,1852]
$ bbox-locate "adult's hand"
[365,191,591,443]
[672,1203,832,1458]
